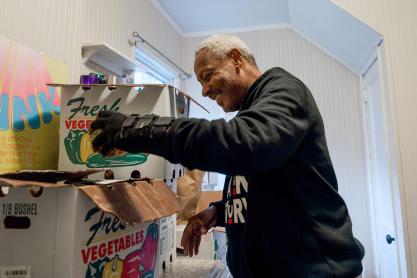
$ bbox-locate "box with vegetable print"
[0,170,181,278]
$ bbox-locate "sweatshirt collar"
[239,67,282,111]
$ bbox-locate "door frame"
[360,40,408,277]
[360,53,379,277]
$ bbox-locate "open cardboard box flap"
[0,170,182,225]
[0,169,102,187]
[79,180,182,225]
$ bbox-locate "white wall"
[0,2,181,275]
[330,2,417,277]
[0,0,182,83]
[183,27,377,276]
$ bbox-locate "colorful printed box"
[54,84,202,275]
[0,35,67,174]
[56,84,191,181]
[0,171,181,278]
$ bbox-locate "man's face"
[194,48,247,112]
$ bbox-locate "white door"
[362,59,401,277]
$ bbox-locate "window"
[134,71,163,85]
[134,47,177,85]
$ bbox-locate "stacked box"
[176,225,227,263]
[58,84,189,180]
[57,84,195,275]
[0,172,181,278]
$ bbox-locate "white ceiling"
[154,0,382,74]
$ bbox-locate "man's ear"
[230,49,242,68]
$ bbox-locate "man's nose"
[202,85,210,97]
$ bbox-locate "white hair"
[195,34,257,66]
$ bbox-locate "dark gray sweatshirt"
[166,67,364,277]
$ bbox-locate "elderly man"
[90,34,364,277]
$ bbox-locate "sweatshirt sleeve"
[209,200,226,227]
[165,78,311,176]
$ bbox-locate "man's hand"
[181,206,217,257]
[90,110,127,156]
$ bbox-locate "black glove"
[90,110,175,157]
[90,110,127,156]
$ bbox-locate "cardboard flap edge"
[79,180,179,225]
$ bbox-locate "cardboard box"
[196,191,223,213]
[156,214,177,273]
[0,170,182,278]
[54,83,204,272]
[213,227,228,265]
[54,84,198,181]
[176,225,227,263]
[176,191,227,266]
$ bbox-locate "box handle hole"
[0,186,9,197]
[29,186,43,198]
[4,216,31,229]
